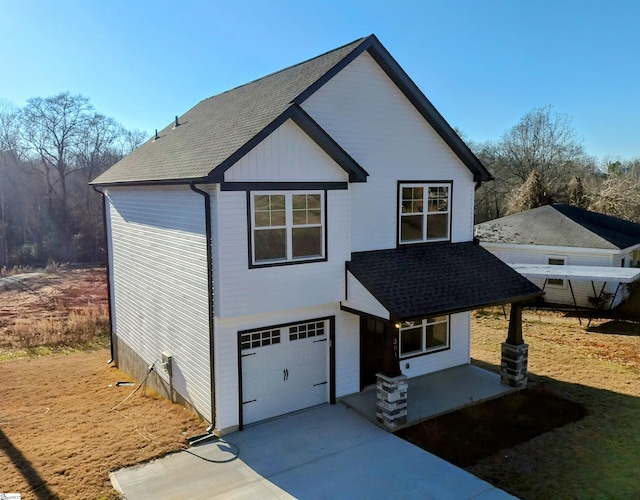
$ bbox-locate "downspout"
[91,185,115,364]
[190,182,217,431]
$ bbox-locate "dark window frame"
[397,180,453,246]
[247,190,328,268]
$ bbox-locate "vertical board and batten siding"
[107,186,212,419]
[401,312,471,378]
[302,51,476,253]
[224,120,348,182]
[213,305,359,431]
[483,243,627,308]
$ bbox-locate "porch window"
[399,315,449,358]
[547,256,566,287]
[251,192,324,265]
[399,183,450,243]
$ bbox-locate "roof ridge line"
[200,36,371,104]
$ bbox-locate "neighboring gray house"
[92,35,541,435]
[475,203,640,309]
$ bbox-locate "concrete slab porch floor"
[340,364,518,430]
[111,403,516,499]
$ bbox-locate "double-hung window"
[399,316,449,358]
[399,183,450,243]
[251,192,324,265]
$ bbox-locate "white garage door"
[240,319,328,426]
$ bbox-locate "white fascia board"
[478,241,620,256]
[509,264,640,283]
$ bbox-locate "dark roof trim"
[221,181,348,191]
[296,34,492,183]
[90,177,205,187]
[290,106,368,182]
[206,104,367,184]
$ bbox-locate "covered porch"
[340,364,516,430]
[341,242,544,430]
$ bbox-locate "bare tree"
[20,92,93,231]
[498,106,587,187]
[507,170,550,214]
[590,159,640,222]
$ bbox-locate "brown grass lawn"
[1,270,639,499]
[0,268,205,499]
[467,308,640,499]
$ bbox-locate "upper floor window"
[399,183,450,244]
[251,192,325,265]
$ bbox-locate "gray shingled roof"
[92,35,491,186]
[475,204,640,250]
[347,242,542,320]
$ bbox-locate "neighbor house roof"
[346,242,542,320]
[92,35,491,186]
[475,204,640,250]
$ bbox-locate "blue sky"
[1,0,638,160]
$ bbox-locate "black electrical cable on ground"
[109,362,157,412]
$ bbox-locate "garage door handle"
[283,369,289,381]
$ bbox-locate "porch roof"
[345,242,543,321]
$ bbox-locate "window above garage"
[250,191,326,267]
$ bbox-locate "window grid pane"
[252,192,324,264]
[290,321,325,341]
[399,184,449,243]
[240,329,281,350]
[399,316,449,358]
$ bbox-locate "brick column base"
[376,373,408,429]
[500,342,529,388]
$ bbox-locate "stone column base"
[376,373,408,429]
[500,342,529,388]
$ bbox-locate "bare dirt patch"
[0,268,205,499]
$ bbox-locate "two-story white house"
[92,35,541,435]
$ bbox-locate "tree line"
[472,105,640,224]
[0,92,146,268]
[0,95,638,269]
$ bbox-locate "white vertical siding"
[214,189,350,319]
[107,186,212,420]
[224,120,348,182]
[302,51,476,252]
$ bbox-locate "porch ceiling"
[345,242,543,321]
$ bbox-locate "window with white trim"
[547,256,566,287]
[251,192,324,265]
[399,183,450,243]
[399,315,449,358]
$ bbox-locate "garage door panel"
[241,319,329,426]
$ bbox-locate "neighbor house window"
[547,256,566,287]
[399,316,449,358]
[251,192,324,265]
[399,183,450,243]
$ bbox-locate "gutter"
[189,182,217,431]
[91,185,115,364]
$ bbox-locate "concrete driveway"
[111,404,515,499]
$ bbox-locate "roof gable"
[92,35,490,186]
[475,204,640,250]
